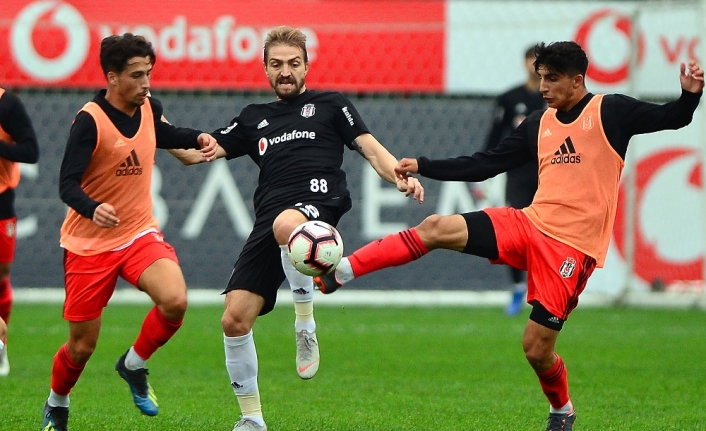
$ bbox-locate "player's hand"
[394,158,419,180]
[680,59,705,93]
[197,133,218,161]
[93,203,119,228]
[397,176,424,203]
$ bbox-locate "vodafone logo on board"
[613,148,703,284]
[10,1,89,81]
[574,8,645,85]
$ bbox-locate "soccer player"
[170,25,423,431]
[482,45,546,315]
[41,33,217,431]
[0,87,40,376]
[315,42,703,431]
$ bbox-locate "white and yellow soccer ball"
[287,221,344,276]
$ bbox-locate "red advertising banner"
[0,0,445,92]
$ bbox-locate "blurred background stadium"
[2,0,705,307]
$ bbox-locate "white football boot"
[295,329,320,379]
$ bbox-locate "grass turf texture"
[2,303,705,430]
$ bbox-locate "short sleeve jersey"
[215,90,369,215]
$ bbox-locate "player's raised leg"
[223,290,268,431]
[118,256,187,416]
[315,214,471,293]
[273,209,320,379]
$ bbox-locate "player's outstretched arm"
[681,60,705,93]
[351,134,424,203]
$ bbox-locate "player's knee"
[417,214,443,234]
[416,214,454,247]
[273,209,307,245]
[523,339,555,371]
[221,310,252,336]
[69,339,97,364]
[160,293,188,320]
[0,318,6,341]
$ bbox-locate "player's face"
[265,45,308,100]
[109,56,152,109]
[537,65,583,111]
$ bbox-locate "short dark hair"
[99,33,156,76]
[524,45,537,60]
[534,41,589,77]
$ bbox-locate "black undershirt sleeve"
[0,92,40,164]
[149,97,202,150]
[59,112,100,219]
[417,111,539,182]
[600,90,702,159]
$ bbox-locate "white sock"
[550,401,573,414]
[0,340,4,356]
[281,245,316,333]
[224,331,259,395]
[124,346,147,370]
[224,331,263,424]
[335,258,355,284]
[47,390,70,408]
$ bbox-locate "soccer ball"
[287,221,344,276]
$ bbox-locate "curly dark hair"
[99,33,156,76]
[534,41,589,77]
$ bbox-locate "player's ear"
[573,73,585,89]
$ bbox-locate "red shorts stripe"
[484,207,596,320]
[63,232,178,322]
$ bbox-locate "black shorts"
[223,197,351,315]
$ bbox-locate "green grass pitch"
[1,302,705,430]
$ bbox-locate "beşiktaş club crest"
[559,257,577,278]
[301,104,316,118]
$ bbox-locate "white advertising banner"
[446,1,700,98]
[587,109,704,294]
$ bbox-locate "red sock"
[133,306,183,360]
[51,344,85,396]
[537,355,571,409]
[0,277,12,325]
[349,228,429,277]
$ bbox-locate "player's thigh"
[225,222,285,316]
[63,250,121,322]
[416,213,469,251]
[526,235,596,321]
[122,232,186,306]
[137,258,187,309]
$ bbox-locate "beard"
[272,76,304,100]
